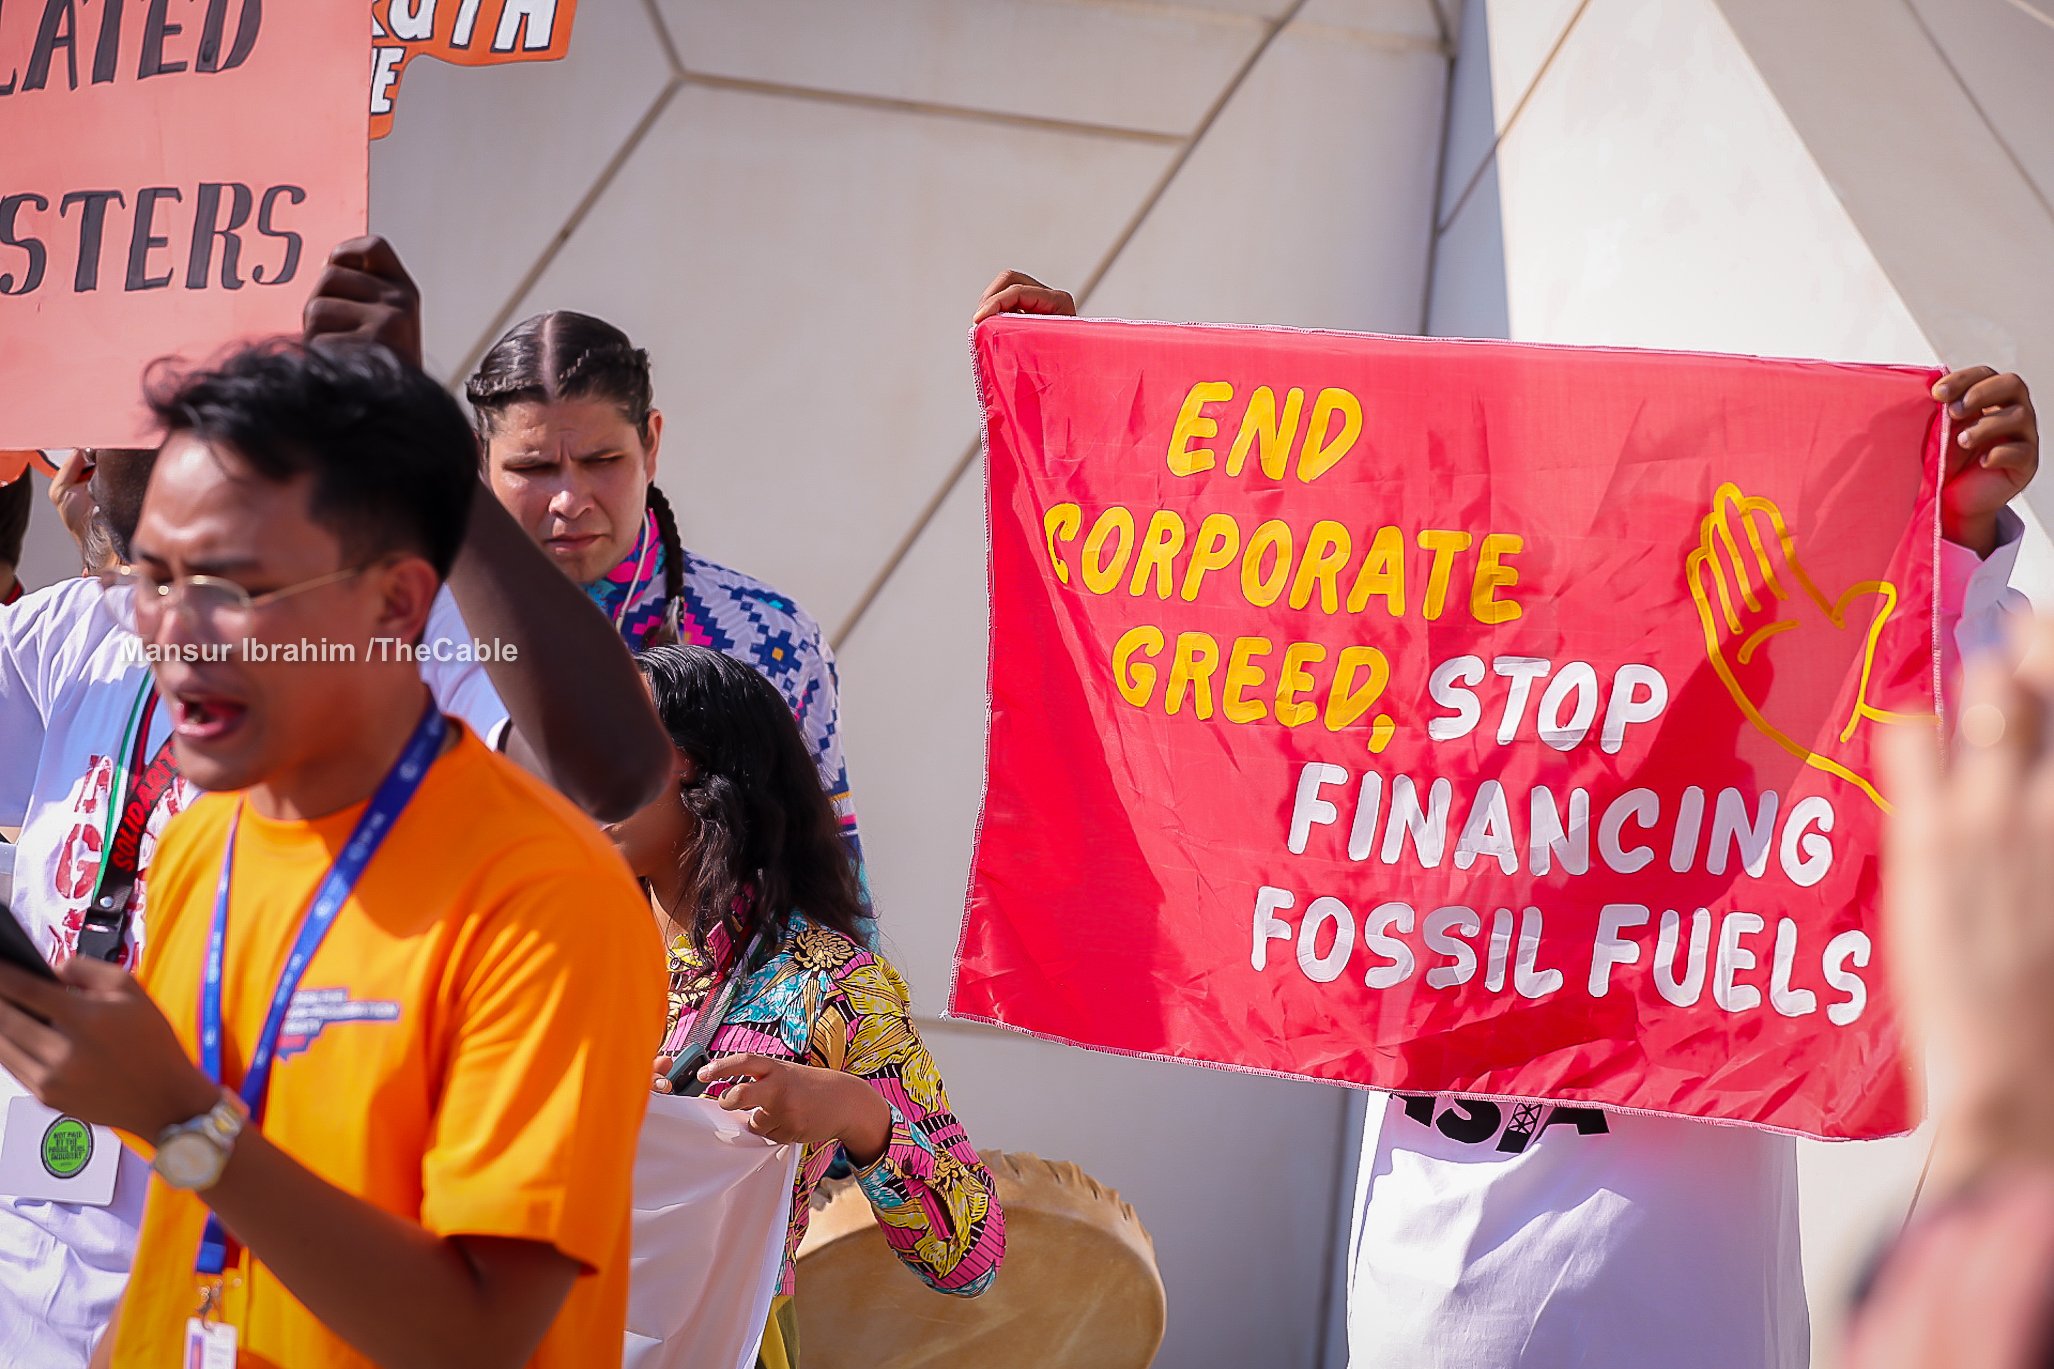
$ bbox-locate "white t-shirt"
[1350,1098,1808,1368]
[624,1095,799,1369]
[1346,525,2026,1369]
[0,580,509,1367]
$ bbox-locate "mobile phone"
[663,1046,712,1098]
[0,897,57,982]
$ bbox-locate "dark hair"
[0,474,29,566]
[637,645,867,961]
[89,448,158,564]
[646,483,685,605]
[466,311,682,602]
[146,340,476,578]
[465,310,654,442]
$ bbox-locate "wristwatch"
[152,1092,248,1191]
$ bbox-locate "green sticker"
[39,1117,93,1180]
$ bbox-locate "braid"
[466,311,654,440]
[462,335,548,436]
[646,483,686,602]
[557,341,653,429]
[461,365,541,417]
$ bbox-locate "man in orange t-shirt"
[0,340,663,1368]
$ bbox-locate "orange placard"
[0,3,370,449]
[369,0,578,139]
[0,450,58,482]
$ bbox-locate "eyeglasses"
[95,563,370,641]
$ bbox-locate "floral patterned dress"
[663,916,1005,1308]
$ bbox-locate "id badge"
[0,1095,119,1206]
[184,1315,237,1368]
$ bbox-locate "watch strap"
[153,1091,247,1189]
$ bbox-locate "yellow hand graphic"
[1686,483,1930,812]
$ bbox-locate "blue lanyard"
[194,702,446,1278]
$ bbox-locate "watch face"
[154,1132,223,1190]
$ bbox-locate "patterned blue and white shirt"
[672,547,865,881]
[580,507,868,900]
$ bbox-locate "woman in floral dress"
[608,646,1004,1368]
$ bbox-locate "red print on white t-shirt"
[46,754,187,968]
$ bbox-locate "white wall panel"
[1481,0,1581,131]
[369,0,677,378]
[1294,0,1444,43]
[835,468,989,1016]
[1903,0,2054,213]
[1713,0,2054,540]
[658,0,1265,137]
[1089,19,1446,333]
[1435,0,1499,224]
[1427,1,1509,340]
[496,83,1173,637]
[1491,0,1932,363]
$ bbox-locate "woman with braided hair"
[466,313,870,904]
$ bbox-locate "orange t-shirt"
[110,724,665,1369]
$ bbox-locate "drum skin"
[793,1150,1166,1368]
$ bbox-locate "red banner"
[951,317,1946,1140]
